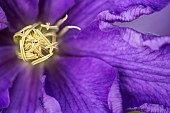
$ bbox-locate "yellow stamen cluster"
[14,15,81,65]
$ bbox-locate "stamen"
[59,26,81,37]
[56,14,68,26]
[14,15,81,65]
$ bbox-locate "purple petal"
[3,65,43,113]
[0,30,14,46]
[0,61,20,109]
[108,76,123,113]
[128,103,170,112]
[39,0,74,24]
[36,90,62,113]
[0,7,7,30]
[45,57,117,113]
[0,46,17,64]
[61,20,170,110]
[0,90,9,109]
[35,76,62,113]
[0,46,20,109]
[114,4,170,36]
[0,0,39,31]
[63,0,170,40]
[64,0,115,29]
[98,0,170,23]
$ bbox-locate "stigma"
[14,15,80,65]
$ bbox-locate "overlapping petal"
[108,76,123,113]
[61,20,170,111]
[112,4,170,36]
[0,30,14,47]
[0,47,20,109]
[98,0,170,22]
[63,0,115,29]
[127,103,170,112]
[3,65,43,113]
[35,89,62,113]
[0,0,169,112]
[35,76,62,113]
[39,0,75,24]
[44,57,117,113]
[0,7,8,30]
[0,0,39,31]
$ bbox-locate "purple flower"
[0,0,170,113]
[62,0,170,113]
[0,0,118,113]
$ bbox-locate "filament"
[14,15,81,65]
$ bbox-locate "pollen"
[14,15,81,65]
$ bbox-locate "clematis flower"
[0,0,124,113]
[61,0,170,113]
[0,0,170,113]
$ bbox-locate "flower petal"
[0,90,9,109]
[0,7,7,30]
[98,0,170,23]
[113,4,170,36]
[45,57,117,113]
[35,89,62,113]
[39,0,74,24]
[0,0,39,31]
[65,0,169,29]
[0,46,20,109]
[108,75,123,113]
[0,46,17,64]
[61,21,170,110]
[128,103,170,112]
[3,65,43,113]
[35,76,62,113]
[0,30,14,46]
[64,0,115,29]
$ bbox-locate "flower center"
[14,15,80,65]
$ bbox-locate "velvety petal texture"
[63,0,114,30]
[0,47,19,109]
[39,0,74,24]
[98,0,170,22]
[114,4,170,36]
[61,20,170,111]
[36,90,62,113]
[0,90,9,109]
[45,57,116,113]
[0,0,169,112]
[0,0,39,31]
[0,30,14,46]
[3,65,43,113]
[112,0,169,12]
[128,103,170,112]
[35,76,62,113]
[0,7,8,30]
[108,76,122,113]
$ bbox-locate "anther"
[14,15,81,65]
